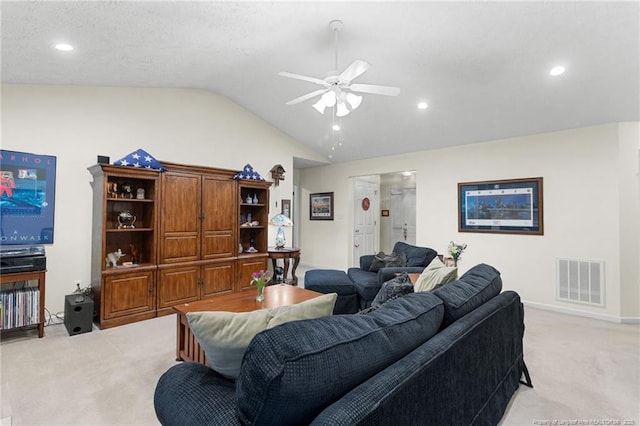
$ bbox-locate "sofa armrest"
[154,362,240,426]
[359,254,375,271]
[378,266,426,285]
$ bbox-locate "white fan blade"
[339,59,371,83]
[349,83,400,96]
[285,89,328,105]
[278,71,329,87]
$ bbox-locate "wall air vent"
[556,258,605,307]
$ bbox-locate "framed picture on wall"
[281,199,291,218]
[309,192,334,220]
[458,177,543,235]
[0,149,57,244]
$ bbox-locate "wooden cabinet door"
[160,172,201,263]
[157,265,200,308]
[236,257,268,292]
[102,271,155,320]
[201,176,236,260]
[201,261,235,299]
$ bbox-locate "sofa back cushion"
[236,292,444,426]
[432,263,502,327]
[392,241,437,267]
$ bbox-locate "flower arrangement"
[448,241,468,263]
[251,269,272,301]
[251,269,271,288]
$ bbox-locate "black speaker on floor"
[64,294,94,336]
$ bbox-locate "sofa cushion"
[186,293,337,379]
[393,241,437,267]
[347,267,381,301]
[432,263,502,327]
[414,256,458,292]
[236,292,444,426]
[371,272,414,308]
[369,251,407,272]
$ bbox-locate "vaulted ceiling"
[2,1,638,165]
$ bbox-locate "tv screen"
[0,149,57,245]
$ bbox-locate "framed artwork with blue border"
[458,177,543,235]
[0,149,57,244]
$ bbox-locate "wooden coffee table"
[173,284,323,364]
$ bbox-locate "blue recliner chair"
[347,241,438,309]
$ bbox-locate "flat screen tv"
[0,149,57,245]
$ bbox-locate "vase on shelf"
[245,194,253,204]
[253,194,259,204]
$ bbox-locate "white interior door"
[390,188,416,246]
[403,188,417,245]
[353,177,378,266]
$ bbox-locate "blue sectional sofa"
[154,263,531,425]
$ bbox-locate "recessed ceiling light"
[417,102,428,110]
[549,65,565,76]
[53,43,74,51]
[332,124,340,131]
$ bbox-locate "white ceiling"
[2,1,639,166]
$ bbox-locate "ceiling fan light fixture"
[336,100,350,117]
[346,93,363,110]
[312,100,327,114]
[321,90,337,107]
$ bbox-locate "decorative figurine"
[117,210,136,229]
[105,249,125,268]
[136,188,145,199]
[129,244,140,264]
[108,182,119,198]
[121,182,134,199]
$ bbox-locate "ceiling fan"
[279,20,400,117]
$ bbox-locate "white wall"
[300,123,640,321]
[1,84,326,314]
[618,122,640,320]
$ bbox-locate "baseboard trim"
[523,300,640,324]
[298,262,338,270]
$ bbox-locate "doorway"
[351,171,417,264]
[379,171,416,252]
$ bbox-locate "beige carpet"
[1,301,638,425]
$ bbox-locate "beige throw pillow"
[186,292,337,379]
[414,257,458,292]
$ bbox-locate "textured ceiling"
[2,1,639,165]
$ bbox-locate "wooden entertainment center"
[88,162,271,329]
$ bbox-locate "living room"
[1,1,639,425]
